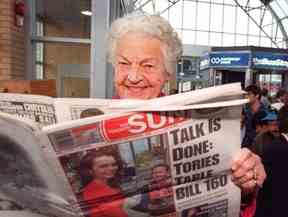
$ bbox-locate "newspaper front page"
[0,83,244,127]
[43,100,244,217]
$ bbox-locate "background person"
[277,91,288,134]
[254,121,288,217]
[252,111,279,158]
[242,85,268,148]
[106,13,266,217]
[271,89,287,111]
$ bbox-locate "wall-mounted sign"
[200,54,209,70]
[209,52,250,68]
[252,52,288,70]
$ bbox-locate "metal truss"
[234,0,288,48]
[127,0,287,48]
[131,0,181,15]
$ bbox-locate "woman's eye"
[144,64,153,68]
[119,61,128,65]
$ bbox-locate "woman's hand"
[231,148,266,194]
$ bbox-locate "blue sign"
[209,52,250,68]
[252,52,288,70]
[200,53,209,70]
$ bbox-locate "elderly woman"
[106,13,266,217]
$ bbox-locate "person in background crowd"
[242,85,268,148]
[252,111,279,158]
[277,91,288,134]
[260,88,270,109]
[106,13,266,217]
[271,89,287,111]
[254,118,288,217]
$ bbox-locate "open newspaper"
[0,83,247,217]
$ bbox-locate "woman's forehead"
[93,155,115,164]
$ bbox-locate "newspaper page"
[53,82,245,122]
[53,98,145,122]
[0,112,79,217]
[43,98,245,217]
[0,83,244,126]
[0,93,56,126]
[0,93,145,126]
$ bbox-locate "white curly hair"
[106,13,183,75]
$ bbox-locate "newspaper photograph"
[44,103,243,217]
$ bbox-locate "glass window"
[183,0,196,30]
[249,9,260,36]
[223,33,235,46]
[270,1,286,19]
[155,0,170,13]
[249,20,260,36]
[210,3,223,32]
[141,2,154,14]
[168,0,183,28]
[224,0,236,5]
[282,18,288,35]
[248,0,262,8]
[235,0,249,6]
[248,35,260,46]
[223,5,236,34]
[36,0,91,38]
[182,30,195,44]
[36,42,44,79]
[161,7,169,20]
[260,37,272,47]
[36,42,90,97]
[211,0,224,4]
[261,9,273,27]
[210,32,222,46]
[236,34,248,46]
[236,8,248,34]
[196,31,209,45]
[263,23,272,38]
[277,0,288,15]
[197,2,210,31]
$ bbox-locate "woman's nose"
[127,66,143,83]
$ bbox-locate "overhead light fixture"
[81,10,92,16]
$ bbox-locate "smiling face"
[91,155,118,182]
[114,32,169,99]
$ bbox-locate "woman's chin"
[124,91,157,99]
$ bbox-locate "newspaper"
[0,83,247,217]
[0,83,243,126]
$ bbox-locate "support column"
[90,0,122,98]
[245,68,253,87]
[24,0,36,80]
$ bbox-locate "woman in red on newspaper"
[80,149,128,217]
[105,13,266,217]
